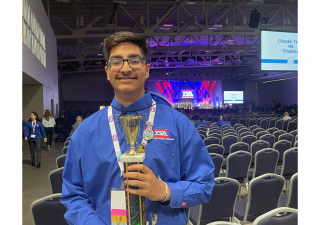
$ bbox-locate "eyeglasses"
[107,56,146,71]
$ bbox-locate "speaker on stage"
[249,8,261,28]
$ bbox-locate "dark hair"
[221,114,228,121]
[43,109,52,121]
[199,115,204,121]
[103,32,149,63]
[28,111,42,122]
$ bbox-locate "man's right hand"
[24,137,28,141]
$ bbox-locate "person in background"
[56,114,68,129]
[24,111,47,168]
[283,112,291,121]
[42,110,56,151]
[72,116,83,130]
[217,114,231,129]
[85,112,91,119]
[195,115,208,128]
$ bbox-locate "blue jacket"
[216,120,231,129]
[195,120,208,128]
[23,119,27,127]
[61,92,215,225]
[24,121,46,141]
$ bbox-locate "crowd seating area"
[188,114,298,224]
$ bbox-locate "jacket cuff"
[159,182,184,208]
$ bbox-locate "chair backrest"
[230,142,250,154]
[295,134,298,142]
[275,120,283,130]
[223,129,237,136]
[207,144,225,156]
[213,116,219,122]
[250,140,270,164]
[233,123,242,130]
[56,154,66,169]
[249,125,260,132]
[287,173,298,209]
[226,151,251,182]
[267,127,278,134]
[260,134,276,150]
[294,141,298,147]
[230,118,238,126]
[241,135,258,147]
[197,129,207,135]
[208,133,222,141]
[278,133,294,143]
[62,146,68,154]
[253,128,264,136]
[268,119,277,128]
[244,174,285,223]
[204,137,220,146]
[197,125,208,130]
[222,124,232,131]
[239,118,247,126]
[208,129,221,135]
[282,120,290,131]
[240,132,254,140]
[49,167,64,194]
[253,149,279,179]
[64,141,69,147]
[281,148,298,178]
[238,128,250,136]
[209,153,224,178]
[256,131,269,140]
[199,134,206,140]
[273,130,286,141]
[30,193,68,225]
[260,119,268,130]
[287,121,297,133]
[248,119,256,127]
[252,207,298,225]
[289,130,298,147]
[222,135,238,155]
[236,125,245,133]
[199,177,240,223]
[273,140,292,162]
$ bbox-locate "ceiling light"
[208,27,217,30]
[163,24,173,27]
[186,1,197,4]
[213,25,223,27]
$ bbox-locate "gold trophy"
[115,114,149,225]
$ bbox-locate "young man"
[61,32,215,225]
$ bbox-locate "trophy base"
[120,153,145,163]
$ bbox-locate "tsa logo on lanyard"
[112,134,118,142]
[109,116,114,123]
[150,106,156,113]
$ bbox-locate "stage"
[145,80,223,107]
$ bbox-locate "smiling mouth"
[116,77,137,80]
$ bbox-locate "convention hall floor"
[22,137,254,225]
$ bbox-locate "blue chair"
[278,173,298,209]
[204,137,220,146]
[276,148,298,180]
[222,135,238,157]
[56,154,66,169]
[278,133,294,143]
[188,177,240,225]
[267,127,278,134]
[241,135,258,148]
[49,168,64,195]
[62,146,68,154]
[250,140,270,167]
[210,153,224,178]
[230,142,250,154]
[30,193,68,225]
[256,131,269,140]
[273,130,286,142]
[252,207,298,225]
[273,140,292,165]
[260,134,276,151]
[252,128,264,136]
[247,148,279,181]
[234,173,285,224]
[207,144,225,156]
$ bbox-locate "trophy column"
[120,154,146,225]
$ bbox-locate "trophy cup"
[115,114,148,225]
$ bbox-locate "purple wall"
[257,78,298,107]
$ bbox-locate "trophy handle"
[114,114,128,143]
[135,113,147,143]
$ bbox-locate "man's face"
[105,43,150,95]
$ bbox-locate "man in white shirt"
[283,112,291,121]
